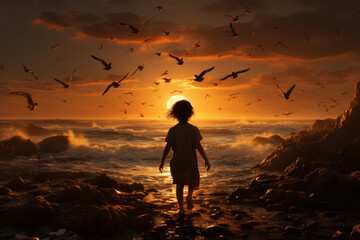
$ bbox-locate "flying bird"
[194,66,215,82]
[9,91,38,110]
[244,102,251,107]
[102,72,129,96]
[51,43,59,51]
[154,82,160,85]
[229,22,238,38]
[99,44,104,50]
[91,55,111,70]
[131,65,144,76]
[119,19,152,35]
[163,31,170,36]
[239,1,251,14]
[225,14,239,22]
[161,70,168,76]
[156,6,163,11]
[22,63,38,80]
[277,41,287,48]
[163,78,172,83]
[155,51,162,56]
[54,70,76,88]
[125,101,132,105]
[140,113,144,118]
[205,94,210,100]
[124,92,134,96]
[220,68,250,80]
[276,83,296,100]
[194,40,201,48]
[282,111,294,116]
[140,102,146,105]
[168,54,183,65]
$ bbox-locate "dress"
[165,123,202,186]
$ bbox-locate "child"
[159,100,210,215]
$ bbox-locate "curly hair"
[168,100,194,122]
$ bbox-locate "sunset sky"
[1,0,360,120]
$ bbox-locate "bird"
[102,72,129,96]
[163,30,170,36]
[205,94,210,100]
[330,98,337,104]
[244,102,251,107]
[276,83,296,100]
[161,70,168,76]
[131,64,144,76]
[277,41,287,48]
[124,92,134,96]
[99,44,104,50]
[119,19,152,35]
[140,102,146,105]
[229,22,238,38]
[168,54,183,65]
[128,47,135,53]
[218,107,222,111]
[154,82,160,85]
[225,14,239,22]
[239,1,251,14]
[125,101,132,105]
[194,40,201,48]
[22,63,38,80]
[256,98,262,102]
[140,113,144,117]
[155,51,162,56]
[54,70,76,88]
[9,91,38,110]
[156,6,163,11]
[163,78,172,83]
[194,66,215,82]
[91,55,111,70]
[171,90,182,94]
[282,111,294,116]
[220,68,250,80]
[51,43,59,51]
[124,109,127,114]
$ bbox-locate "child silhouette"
[159,100,210,215]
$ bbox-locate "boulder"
[38,135,70,154]
[331,231,349,240]
[252,134,284,146]
[202,226,232,238]
[0,136,38,160]
[351,224,360,239]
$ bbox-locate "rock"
[351,224,360,239]
[285,226,303,236]
[0,136,38,160]
[202,226,232,239]
[252,134,284,146]
[305,221,320,232]
[38,135,70,153]
[241,222,254,231]
[146,188,158,194]
[132,213,154,232]
[0,186,12,194]
[331,231,349,240]
[174,225,200,237]
[226,187,255,202]
[154,225,168,233]
[5,196,58,226]
[86,174,119,189]
[311,118,336,132]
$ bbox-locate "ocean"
[0,119,311,196]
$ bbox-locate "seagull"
[163,31,170,36]
[171,90,182,94]
[276,83,296,100]
[256,98,262,102]
[239,1,251,14]
[119,19,152,35]
[156,6,163,11]
[220,68,250,80]
[140,102,146,105]
[161,70,168,76]
[140,113,144,117]
[154,82,160,85]
[9,91,38,110]
[244,102,251,107]
[128,47,135,53]
[329,98,337,104]
[124,92,134,96]
[194,40,201,48]
[194,66,215,82]
[163,78,172,83]
[218,107,222,111]
[155,51,162,56]
[225,14,239,22]
[102,72,129,96]
[168,54,183,65]
[131,64,144,76]
[54,70,76,88]
[22,63,38,80]
[91,55,111,70]
[51,43,59,51]
[282,111,294,116]
[229,22,238,38]
[125,101,132,105]
[205,94,210,100]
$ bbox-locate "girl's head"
[168,100,194,122]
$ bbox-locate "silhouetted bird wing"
[229,22,237,35]
[22,63,29,72]
[116,72,129,84]
[276,83,286,96]
[54,78,69,88]
[168,54,179,61]
[199,66,215,77]
[91,55,109,68]
[285,84,296,98]
[30,71,38,80]
[220,74,232,80]
[102,84,113,96]
[10,91,34,105]
[235,68,250,74]
[139,19,152,29]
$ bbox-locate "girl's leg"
[186,186,195,209]
[176,184,185,213]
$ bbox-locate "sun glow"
[166,95,188,110]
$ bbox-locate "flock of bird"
[10,0,340,118]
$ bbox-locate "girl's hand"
[159,162,164,172]
[205,160,211,171]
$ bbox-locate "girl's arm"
[159,143,171,172]
[196,142,211,171]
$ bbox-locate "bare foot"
[186,196,194,210]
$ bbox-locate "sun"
[166,95,188,110]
